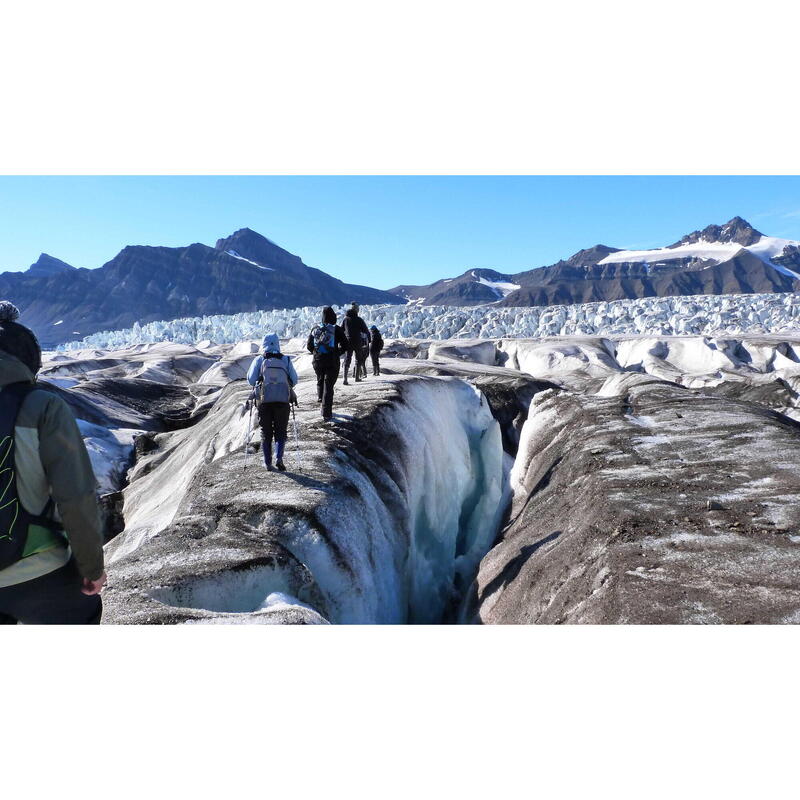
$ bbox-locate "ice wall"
[301,378,505,623]
[109,375,506,624]
[61,292,800,350]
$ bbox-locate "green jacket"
[0,351,104,587]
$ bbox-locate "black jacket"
[370,331,384,354]
[342,309,370,350]
[307,324,348,359]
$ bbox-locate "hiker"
[369,325,384,375]
[342,302,370,384]
[306,306,348,421]
[0,301,106,625]
[247,333,298,472]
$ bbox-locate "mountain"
[392,268,522,305]
[391,217,800,308]
[0,228,404,346]
[27,253,77,276]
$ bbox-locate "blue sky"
[1,176,799,289]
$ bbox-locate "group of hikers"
[247,302,384,471]
[0,299,385,623]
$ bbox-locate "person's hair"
[0,301,42,374]
[322,306,336,324]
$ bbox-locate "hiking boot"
[265,463,274,472]
[276,460,286,472]
[343,378,349,385]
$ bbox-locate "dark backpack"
[312,324,336,355]
[0,383,64,570]
[258,355,291,404]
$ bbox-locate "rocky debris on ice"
[467,373,800,624]
[102,372,505,624]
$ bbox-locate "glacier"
[101,372,505,624]
[60,291,800,350]
[40,331,800,624]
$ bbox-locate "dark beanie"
[322,306,336,324]
[0,301,42,374]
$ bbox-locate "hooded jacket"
[0,351,104,588]
[369,328,384,353]
[343,308,371,349]
[246,334,298,389]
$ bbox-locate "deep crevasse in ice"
[271,379,505,623]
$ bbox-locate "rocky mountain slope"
[0,228,404,347]
[40,332,800,624]
[391,217,800,307]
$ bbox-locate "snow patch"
[472,271,521,298]
[599,235,800,281]
[225,249,275,271]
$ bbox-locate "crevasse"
[262,378,506,624]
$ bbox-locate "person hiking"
[342,302,370,384]
[0,301,106,625]
[306,306,348,421]
[369,325,384,375]
[247,333,298,472]
[356,328,370,379]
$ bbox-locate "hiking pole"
[243,395,255,471]
[290,403,302,472]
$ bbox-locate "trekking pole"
[290,403,302,472]
[243,396,255,471]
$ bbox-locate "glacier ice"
[60,291,800,351]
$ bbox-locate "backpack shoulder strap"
[0,383,63,569]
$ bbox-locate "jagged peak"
[27,253,76,275]
[670,216,763,248]
[215,227,278,251]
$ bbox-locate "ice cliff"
[61,292,800,350]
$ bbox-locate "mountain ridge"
[0,228,405,346]
[391,217,800,307]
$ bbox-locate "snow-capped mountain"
[0,228,404,346]
[394,217,800,307]
[392,268,521,304]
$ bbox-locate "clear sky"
[1,176,800,289]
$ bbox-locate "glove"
[290,389,299,406]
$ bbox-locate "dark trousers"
[314,355,340,418]
[258,402,290,444]
[0,559,102,625]
[371,351,381,374]
[343,348,354,381]
[356,346,369,377]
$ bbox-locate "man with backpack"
[306,306,348,421]
[247,333,299,472]
[369,325,384,375]
[0,301,106,624]
[342,302,371,384]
